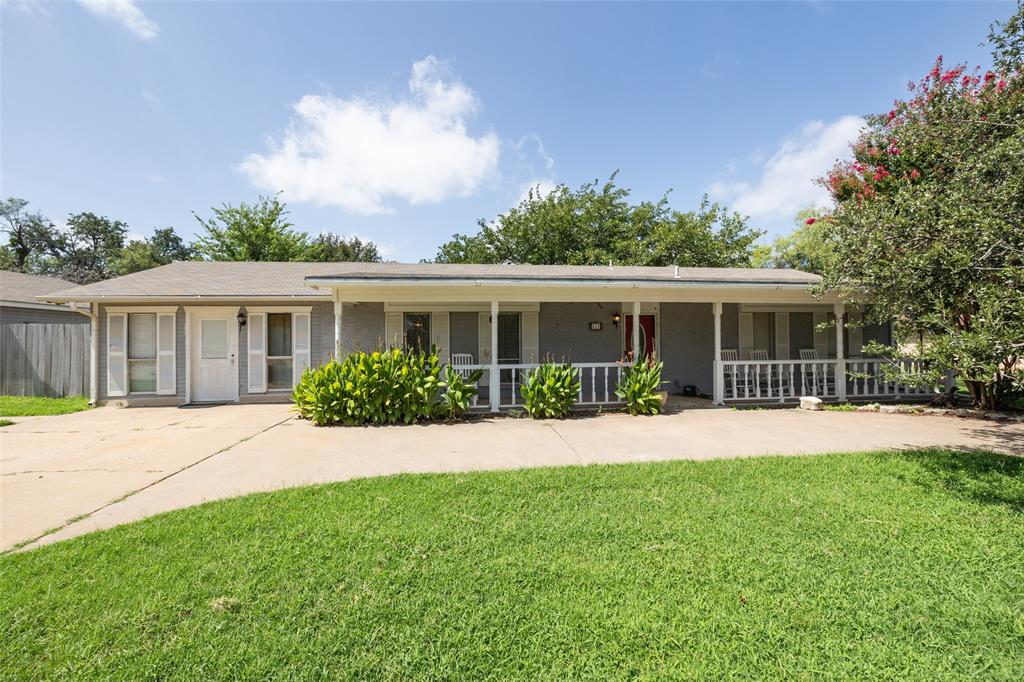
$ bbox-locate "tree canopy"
[306,233,383,263]
[751,207,831,274]
[193,195,309,262]
[112,228,198,276]
[816,4,1024,409]
[433,174,762,267]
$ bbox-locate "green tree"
[193,194,308,261]
[433,174,762,266]
[751,207,832,273]
[112,227,196,275]
[306,233,383,262]
[816,6,1024,409]
[0,197,51,272]
[29,212,127,284]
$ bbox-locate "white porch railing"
[718,358,938,403]
[456,362,625,410]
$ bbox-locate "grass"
[0,395,90,416]
[0,418,12,427]
[2,449,1022,680]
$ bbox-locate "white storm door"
[192,313,237,402]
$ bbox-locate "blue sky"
[2,1,1009,262]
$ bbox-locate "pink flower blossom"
[805,217,816,225]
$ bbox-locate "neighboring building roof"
[42,261,822,302]
[1,271,80,309]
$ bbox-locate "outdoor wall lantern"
[237,310,247,328]
[611,312,621,328]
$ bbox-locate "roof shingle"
[41,261,821,302]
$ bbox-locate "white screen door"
[192,313,236,402]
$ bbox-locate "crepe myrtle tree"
[815,10,1023,409]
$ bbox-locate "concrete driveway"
[2,403,1021,552]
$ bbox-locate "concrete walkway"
[2,403,1021,551]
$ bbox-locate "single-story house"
[41,261,930,410]
[2,271,92,397]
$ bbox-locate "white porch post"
[834,302,847,401]
[333,292,343,358]
[631,301,640,362]
[490,300,500,412]
[713,301,723,405]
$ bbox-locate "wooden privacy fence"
[0,323,90,397]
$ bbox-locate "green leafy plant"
[292,347,443,426]
[520,362,580,419]
[438,366,484,420]
[615,358,665,415]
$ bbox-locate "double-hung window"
[246,307,311,394]
[267,312,293,390]
[107,307,176,398]
[128,313,157,393]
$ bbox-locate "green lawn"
[0,395,90,416]
[2,449,1022,680]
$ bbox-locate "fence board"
[0,323,90,397]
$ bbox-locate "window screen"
[404,313,430,354]
[267,313,293,390]
[268,313,292,358]
[128,313,157,392]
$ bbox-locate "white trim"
[247,311,267,393]
[188,308,241,403]
[106,312,128,397]
[105,305,179,314]
[246,305,313,314]
[320,283,842,305]
[310,277,819,289]
[0,300,80,312]
[383,302,540,313]
[184,312,191,402]
[156,312,176,396]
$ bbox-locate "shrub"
[520,363,580,419]
[616,358,665,415]
[438,366,484,420]
[292,347,443,426]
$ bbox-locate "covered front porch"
[316,275,937,411]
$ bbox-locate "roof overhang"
[306,278,836,305]
[37,294,331,305]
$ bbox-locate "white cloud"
[239,56,501,215]
[711,115,865,219]
[143,173,166,183]
[78,0,159,41]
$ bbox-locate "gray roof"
[1,271,79,306]
[305,262,821,285]
[42,261,821,302]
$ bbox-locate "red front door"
[625,314,656,361]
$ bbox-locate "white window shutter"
[847,308,863,357]
[432,312,450,363]
[478,312,492,364]
[521,311,539,363]
[774,312,790,360]
[156,312,176,395]
[813,312,829,358]
[247,312,266,393]
[292,312,311,386]
[385,312,402,348]
[107,313,128,397]
[738,312,753,360]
